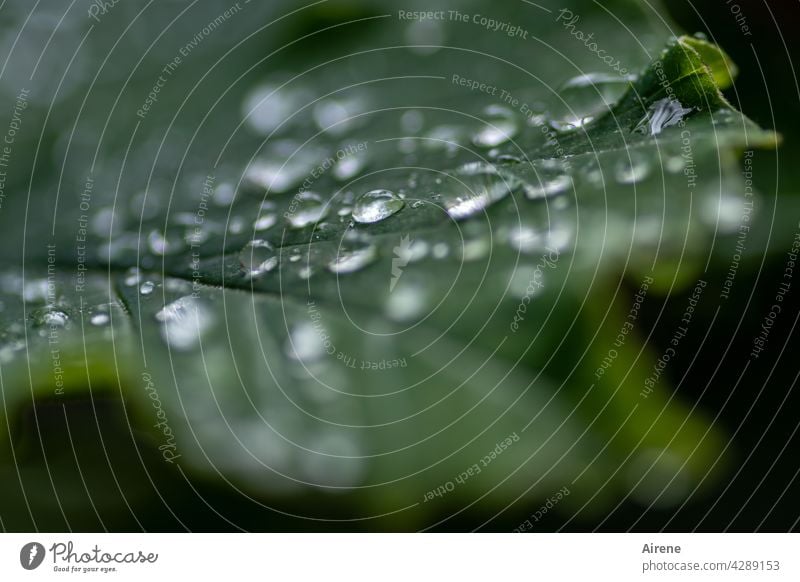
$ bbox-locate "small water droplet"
[140,281,156,295]
[424,125,464,153]
[615,153,651,184]
[523,160,572,200]
[213,182,237,206]
[401,109,425,133]
[90,312,110,326]
[41,309,69,327]
[705,195,742,232]
[229,215,247,235]
[254,213,277,232]
[352,189,405,224]
[387,283,427,321]
[441,162,516,220]
[472,105,519,148]
[287,192,330,229]
[156,296,214,351]
[243,83,308,135]
[461,235,491,261]
[508,226,540,252]
[333,153,367,181]
[124,267,141,287]
[551,73,632,132]
[22,279,51,303]
[286,322,326,362]
[666,155,685,173]
[240,240,278,277]
[313,96,365,136]
[327,243,378,274]
[432,242,449,259]
[148,230,183,256]
[405,19,445,56]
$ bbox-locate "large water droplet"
[287,192,330,229]
[351,189,405,224]
[240,240,279,277]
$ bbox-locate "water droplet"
[124,267,141,287]
[90,312,110,326]
[441,162,517,220]
[254,213,277,232]
[240,240,278,277]
[313,96,366,136]
[228,216,246,235]
[522,165,573,200]
[333,153,367,181]
[337,206,353,217]
[704,195,742,232]
[401,109,425,133]
[666,155,685,173]
[243,83,308,135]
[546,224,573,251]
[432,242,449,259]
[551,73,632,132]
[508,225,540,252]
[327,243,378,274]
[22,279,50,303]
[615,153,651,184]
[155,296,214,351]
[287,192,330,229]
[41,309,69,327]
[148,230,183,256]
[140,281,156,295]
[634,98,694,136]
[405,19,445,56]
[472,105,519,148]
[424,125,464,153]
[351,189,405,224]
[286,322,327,362]
[407,239,429,262]
[387,283,427,321]
[461,235,491,261]
[213,182,236,206]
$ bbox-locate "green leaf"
[0,0,778,529]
